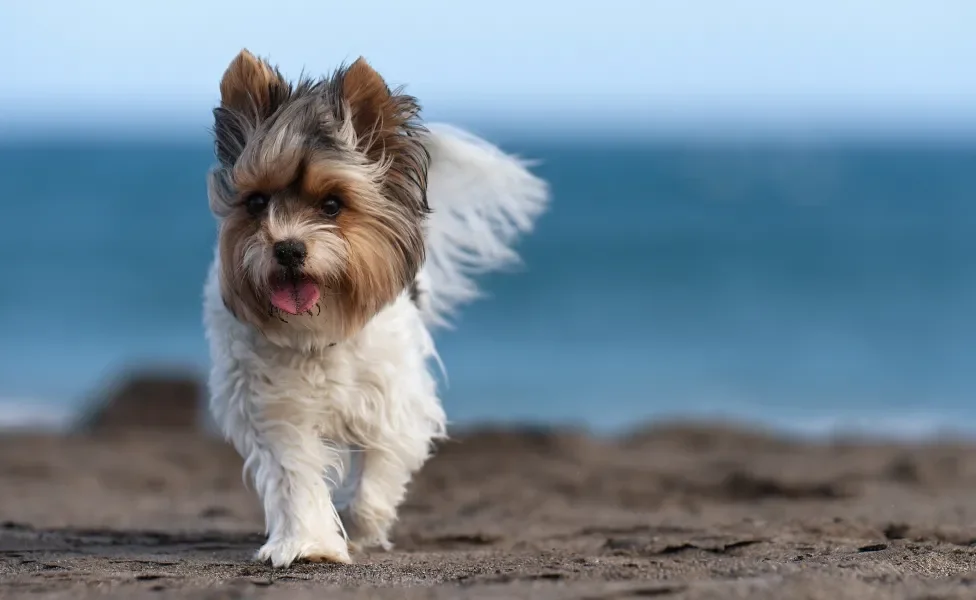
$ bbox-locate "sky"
[1,1,975,136]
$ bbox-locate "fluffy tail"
[417,123,550,329]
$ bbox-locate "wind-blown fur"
[418,123,549,328]
[203,50,548,567]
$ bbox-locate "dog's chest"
[250,297,431,423]
[253,344,372,423]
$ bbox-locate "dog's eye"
[322,194,343,218]
[245,193,270,216]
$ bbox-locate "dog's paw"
[302,548,353,564]
[345,507,395,552]
[256,535,351,568]
[348,537,393,554]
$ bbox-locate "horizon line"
[4,107,976,144]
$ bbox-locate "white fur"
[419,123,549,328]
[204,124,549,567]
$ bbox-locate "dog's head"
[207,49,429,347]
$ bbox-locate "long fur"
[204,50,549,568]
[418,123,549,328]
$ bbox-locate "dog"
[202,49,549,567]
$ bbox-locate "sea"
[2,130,976,436]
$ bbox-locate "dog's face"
[207,50,429,346]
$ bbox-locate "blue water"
[2,133,976,434]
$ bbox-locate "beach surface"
[3,419,976,599]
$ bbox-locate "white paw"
[256,534,351,568]
[349,537,393,554]
[347,523,394,552]
[346,505,396,552]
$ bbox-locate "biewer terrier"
[203,49,548,567]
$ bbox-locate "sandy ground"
[3,423,976,599]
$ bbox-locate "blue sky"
[1,1,975,135]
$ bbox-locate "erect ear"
[219,49,290,118]
[213,49,290,166]
[340,57,421,160]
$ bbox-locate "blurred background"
[1,1,975,435]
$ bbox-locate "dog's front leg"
[239,422,351,567]
[345,446,406,551]
[345,432,435,552]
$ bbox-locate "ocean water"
[2,133,976,435]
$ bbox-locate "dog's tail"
[416,123,550,329]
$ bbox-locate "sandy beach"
[3,408,976,599]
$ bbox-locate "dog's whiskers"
[300,302,323,318]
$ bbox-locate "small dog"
[203,49,548,567]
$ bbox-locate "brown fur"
[233,143,305,197]
[341,59,430,221]
[301,160,361,200]
[216,210,265,325]
[206,49,431,345]
[337,194,421,332]
[219,49,291,122]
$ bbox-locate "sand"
[3,422,976,599]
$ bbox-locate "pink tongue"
[270,279,321,315]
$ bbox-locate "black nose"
[273,239,307,268]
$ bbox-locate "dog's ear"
[219,49,290,118]
[340,58,422,161]
[213,49,290,166]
